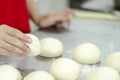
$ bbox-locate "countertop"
[1,18,120,80]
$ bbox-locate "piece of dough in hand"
[106,52,120,73]
[23,71,55,80]
[0,65,22,80]
[50,58,81,80]
[87,67,120,80]
[26,34,41,56]
[40,38,63,57]
[73,43,101,64]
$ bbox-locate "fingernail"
[27,38,32,43]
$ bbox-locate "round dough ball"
[106,52,120,73]
[50,58,81,80]
[23,71,55,80]
[87,67,120,80]
[26,34,41,56]
[40,38,63,57]
[73,43,101,64]
[0,65,22,80]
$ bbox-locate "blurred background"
[31,0,120,32]
[4,1,120,79]
[33,0,120,13]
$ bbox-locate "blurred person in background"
[0,0,74,56]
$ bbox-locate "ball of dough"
[0,65,22,80]
[23,71,55,80]
[50,58,81,80]
[106,52,120,73]
[73,43,101,64]
[40,38,63,57]
[87,67,120,80]
[26,34,41,56]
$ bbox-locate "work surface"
[0,18,120,80]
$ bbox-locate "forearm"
[26,0,73,28]
[26,0,53,28]
[26,0,42,23]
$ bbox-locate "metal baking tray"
[0,18,120,80]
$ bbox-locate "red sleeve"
[0,0,31,33]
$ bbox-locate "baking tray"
[0,18,120,80]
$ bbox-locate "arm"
[26,0,53,28]
[0,25,32,56]
[26,0,41,24]
[26,0,75,28]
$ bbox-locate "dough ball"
[40,38,63,57]
[23,71,55,80]
[73,43,101,64]
[87,67,120,80]
[0,65,22,80]
[26,34,41,56]
[106,52,120,73]
[50,58,81,80]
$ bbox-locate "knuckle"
[22,35,28,41]
[9,38,16,44]
[21,43,27,50]
[12,29,19,35]
[14,41,22,47]
[10,39,21,47]
[9,46,16,52]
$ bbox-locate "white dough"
[50,58,81,80]
[23,71,55,80]
[0,65,22,80]
[40,38,63,57]
[73,43,101,64]
[87,67,120,80]
[106,52,120,73]
[26,34,41,56]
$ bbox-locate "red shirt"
[0,0,31,33]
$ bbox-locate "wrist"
[33,13,42,25]
[37,14,55,28]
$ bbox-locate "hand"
[37,9,75,28]
[0,24,32,56]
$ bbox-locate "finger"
[4,26,32,43]
[59,16,67,22]
[0,47,9,56]
[3,35,30,54]
[57,9,75,16]
[66,8,76,16]
[54,10,67,16]
[60,15,71,25]
[56,17,70,28]
[60,11,68,16]
[56,22,63,28]
[0,44,25,56]
[0,40,27,56]
[64,15,71,26]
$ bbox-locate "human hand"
[0,25,32,56]
[37,9,75,28]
